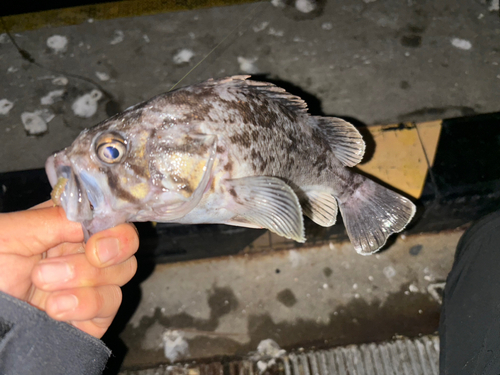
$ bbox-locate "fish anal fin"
[301,186,338,227]
[224,176,305,242]
[313,116,366,167]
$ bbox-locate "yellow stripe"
[2,0,259,33]
[357,120,442,199]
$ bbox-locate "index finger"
[0,205,83,257]
[30,200,56,210]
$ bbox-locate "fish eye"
[95,133,127,164]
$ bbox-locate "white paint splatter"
[143,34,150,43]
[52,76,68,86]
[288,249,303,268]
[110,30,124,45]
[7,66,18,73]
[295,0,316,13]
[95,71,110,81]
[237,56,259,74]
[268,28,284,37]
[409,284,419,293]
[0,34,9,44]
[173,49,195,64]
[489,0,499,11]
[0,99,14,115]
[427,282,446,304]
[257,339,286,358]
[41,90,65,105]
[71,90,103,118]
[88,18,94,23]
[322,22,333,30]
[383,265,396,279]
[271,0,285,8]
[451,37,472,50]
[162,330,189,362]
[46,35,68,53]
[21,110,54,135]
[257,361,269,373]
[253,21,269,32]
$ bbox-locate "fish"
[45,75,415,255]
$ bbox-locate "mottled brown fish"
[46,76,415,255]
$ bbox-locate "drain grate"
[119,335,439,375]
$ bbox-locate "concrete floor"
[1,0,499,372]
[120,230,460,368]
[1,0,499,173]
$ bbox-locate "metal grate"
[119,335,440,375]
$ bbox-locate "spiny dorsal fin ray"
[205,75,309,115]
[313,116,366,167]
[301,186,338,227]
[224,176,305,242]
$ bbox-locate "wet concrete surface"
[115,230,461,369]
[1,0,499,172]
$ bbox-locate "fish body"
[46,76,415,254]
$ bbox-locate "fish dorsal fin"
[206,75,309,115]
[301,186,338,227]
[224,176,305,242]
[313,117,366,167]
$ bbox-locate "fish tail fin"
[337,177,416,255]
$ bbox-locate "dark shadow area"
[410,112,500,233]
[0,0,122,17]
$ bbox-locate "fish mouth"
[45,154,95,224]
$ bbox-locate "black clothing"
[440,210,500,374]
[0,291,110,375]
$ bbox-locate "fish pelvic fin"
[224,176,305,243]
[301,186,338,227]
[338,178,416,255]
[313,116,366,167]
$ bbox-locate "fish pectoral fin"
[313,116,366,167]
[301,186,338,227]
[224,176,305,243]
[225,216,264,229]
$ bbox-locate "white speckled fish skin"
[45,76,416,254]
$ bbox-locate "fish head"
[46,113,217,238]
[46,127,138,238]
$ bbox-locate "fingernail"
[53,294,78,314]
[39,262,74,285]
[96,237,120,264]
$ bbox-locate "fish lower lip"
[58,166,71,180]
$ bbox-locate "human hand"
[0,201,139,339]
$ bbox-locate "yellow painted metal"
[1,0,259,33]
[357,120,442,199]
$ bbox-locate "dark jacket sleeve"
[0,291,111,375]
